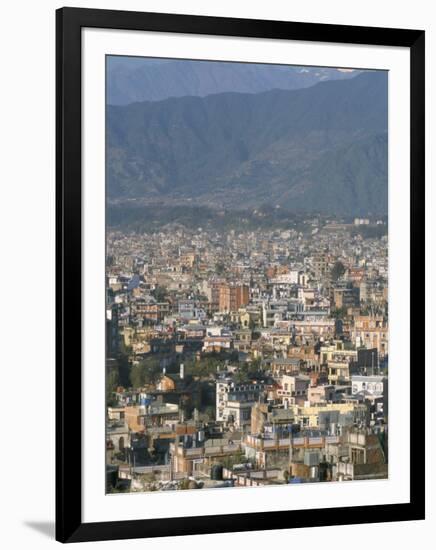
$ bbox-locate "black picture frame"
[56,6,425,543]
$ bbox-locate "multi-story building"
[351,315,389,357]
[218,283,249,312]
[216,378,267,422]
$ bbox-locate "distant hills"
[107,57,361,105]
[107,71,388,218]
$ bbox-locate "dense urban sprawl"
[106,216,388,492]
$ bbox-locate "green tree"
[130,356,162,388]
[117,352,131,388]
[106,368,119,406]
[233,361,261,384]
[330,306,348,319]
[215,262,225,275]
[331,261,346,281]
[151,286,168,303]
[184,357,219,378]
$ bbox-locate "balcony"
[243,435,340,451]
[172,442,242,459]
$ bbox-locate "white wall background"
[0,0,433,548]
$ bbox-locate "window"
[351,447,364,465]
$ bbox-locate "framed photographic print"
[56,7,425,543]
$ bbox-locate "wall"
[0,0,434,549]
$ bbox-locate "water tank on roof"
[304,451,320,467]
[310,466,319,479]
[290,476,302,484]
[211,464,223,480]
[106,465,118,491]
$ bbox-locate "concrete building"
[219,283,249,312]
[351,375,385,397]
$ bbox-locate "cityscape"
[105,58,388,493]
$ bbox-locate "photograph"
[0,0,430,547]
[105,56,389,495]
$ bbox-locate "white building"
[216,378,266,422]
[351,375,384,396]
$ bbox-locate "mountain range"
[107,57,360,105]
[107,71,388,218]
